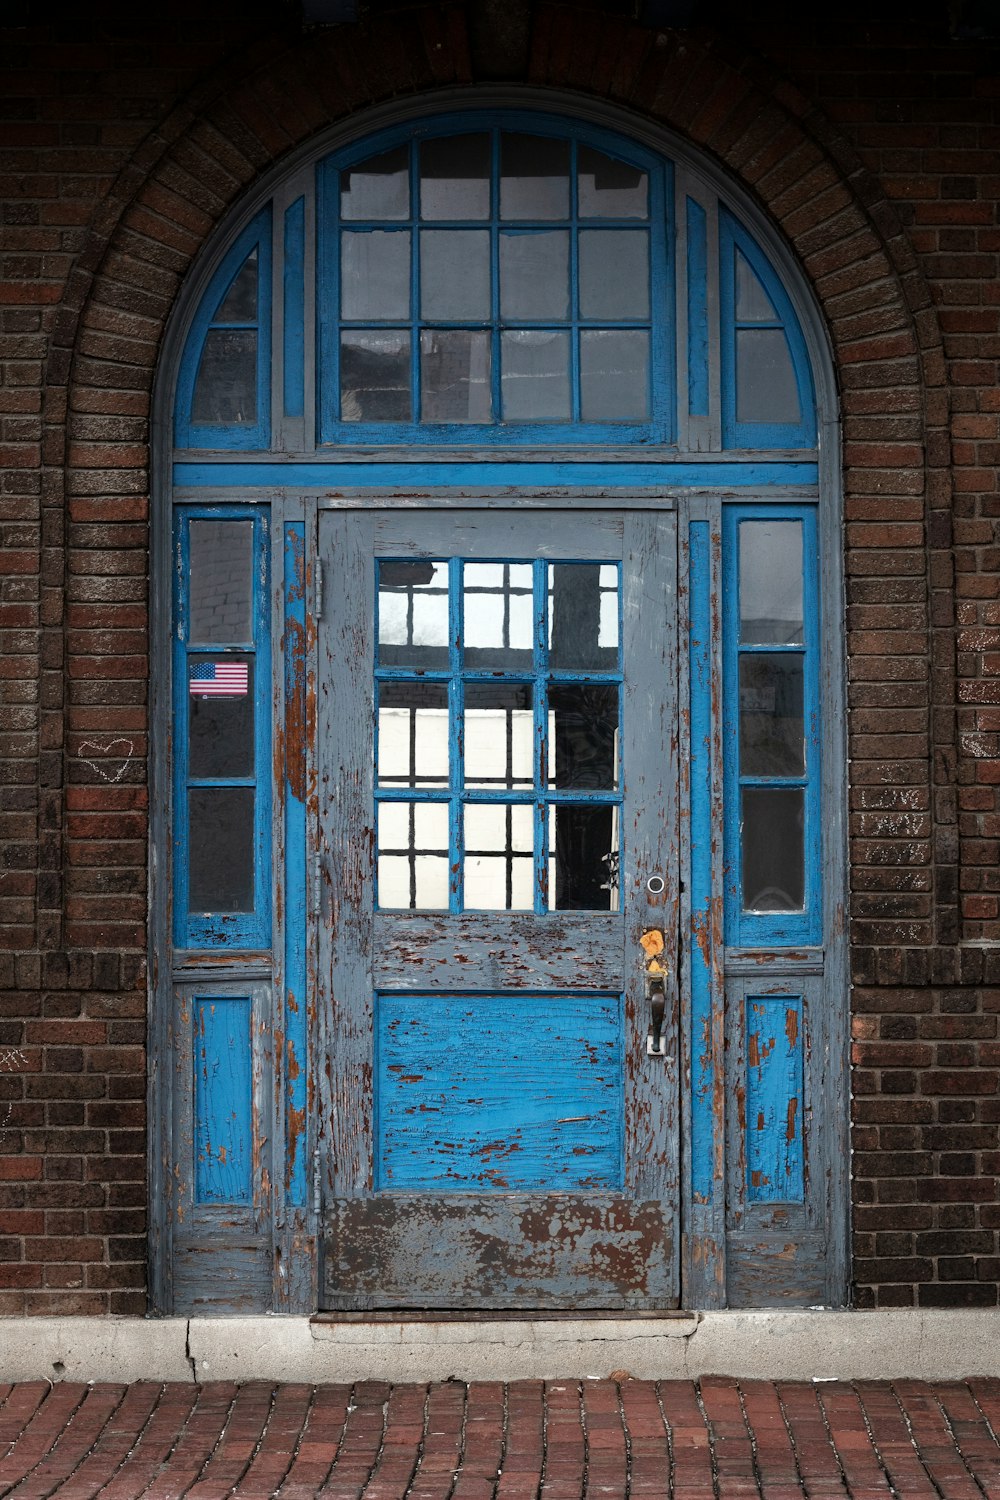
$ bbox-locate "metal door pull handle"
[646,976,669,1058]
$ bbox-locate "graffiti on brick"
[77,738,135,783]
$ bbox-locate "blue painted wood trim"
[283,198,306,421]
[283,522,308,1204]
[688,520,714,1204]
[173,460,819,489]
[722,503,821,947]
[685,199,709,419]
[194,994,253,1204]
[745,993,804,1203]
[174,207,273,451]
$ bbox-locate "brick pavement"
[1,1378,1000,1498]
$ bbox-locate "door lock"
[646,976,669,1058]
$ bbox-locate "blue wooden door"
[316,505,680,1310]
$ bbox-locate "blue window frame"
[172,504,272,949]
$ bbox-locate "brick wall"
[1,0,998,1310]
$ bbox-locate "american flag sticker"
[189,661,249,697]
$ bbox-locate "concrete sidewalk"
[2,1377,1000,1498]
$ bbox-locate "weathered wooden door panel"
[316,506,680,1310]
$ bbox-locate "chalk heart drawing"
[0,1049,27,1129]
[77,738,134,784]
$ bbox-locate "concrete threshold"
[2,1310,999,1383]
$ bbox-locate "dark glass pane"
[548,563,619,672]
[501,331,570,421]
[739,522,803,645]
[739,656,804,777]
[191,329,256,426]
[549,804,618,911]
[214,249,258,322]
[340,330,411,422]
[500,134,570,220]
[465,682,534,790]
[189,654,254,778]
[377,559,450,669]
[499,231,569,320]
[341,146,409,220]
[548,683,619,790]
[741,788,804,912]
[579,231,649,319]
[188,787,254,912]
[463,562,534,670]
[420,134,490,220]
[736,328,800,424]
[579,330,649,421]
[189,520,253,644]
[378,680,449,789]
[377,800,449,910]
[735,250,778,322]
[341,231,410,321]
[420,230,491,320]
[420,330,491,422]
[578,146,648,219]
[464,803,534,911]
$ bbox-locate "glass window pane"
[464,804,534,912]
[420,134,490,220]
[578,146,648,219]
[188,788,254,912]
[420,330,491,422]
[500,133,570,220]
[378,681,449,789]
[736,328,800,425]
[377,800,449,910]
[548,804,618,912]
[580,330,649,421]
[189,654,254,778]
[738,656,804,777]
[741,788,804,912]
[739,522,803,645]
[463,562,534,670]
[214,249,257,322]
[735,250,778,322]
[465,682,533,790]
[548,683,619,790]
[341,146,410,220]
[341,231,410,321]
[548,563,619,672]
[420,230,491,320]
[501,330,570,422]
[191,329,256,426]
[340,330,411,422]
[189,520,252,644]
[579,231,649,319]
[499,231,569,320]
[377,559,450,670]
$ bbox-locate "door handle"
[646,976,669,1058]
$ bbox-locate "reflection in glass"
[736,328,800,425]
[465,682,533,789]
[548,563,619,672]
[464,803,534,911]
[579,231,649,319]
[739,522,803,644]
[420,230,491,320]
[189,788,254,912]
[548,804,618,911]
[378,681,449,789]
[341,146,409,220]
[578,146,648,218]
[580,330,649,420]
[463,562,534,670]
[377,559,450,669]
[500,134,570,219]
[499,231,569,320]
[420,330,491,422]
[189,655,254,778]
[739,656,804,777]
[215,250,257,322]
[341,231,410,321]
[377,800,449,910]
[189,520,253,644]
[501,331,570,421]
[341,330,411,422]
[735,250,778,321]
[420,134,490,220]
[191,329,256,426]
[548,683,619,790]
[741,788,804,912]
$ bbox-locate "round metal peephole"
[646,875,665,896]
